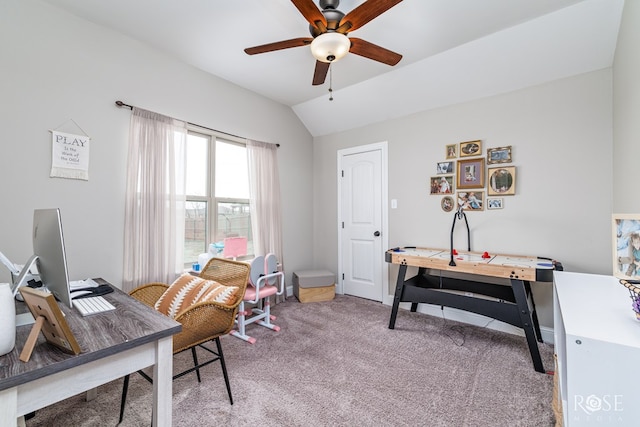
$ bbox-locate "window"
[183,129,252,266]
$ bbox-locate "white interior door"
[338,144,386,302]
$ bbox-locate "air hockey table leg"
[389,263,408,329]
[511,278,545,373]
[524,281,543,343]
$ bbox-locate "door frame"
[336,141,389,298]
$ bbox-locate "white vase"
[0,283,16,356]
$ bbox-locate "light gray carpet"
[26,295,555,426]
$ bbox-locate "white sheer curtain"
[247,140,285,299]
[122,107,187,292]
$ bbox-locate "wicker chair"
[118,258,250,423]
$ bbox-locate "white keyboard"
[73,296,116,316]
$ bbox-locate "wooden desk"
[0,281,181,427]
[386,247,561,373]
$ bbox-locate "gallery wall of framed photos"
[432,140,516,212]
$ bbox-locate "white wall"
[0,0,314,287]
[613,0,640,213]
[313,69,613,329]
[1,0,629,334]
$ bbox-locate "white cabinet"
[553,271,640,426]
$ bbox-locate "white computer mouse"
[71,289,93,299]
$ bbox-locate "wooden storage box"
[293,270,335,303]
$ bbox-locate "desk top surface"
[0,280,181,391]
[554,271,640,348]
[386,247,557,282]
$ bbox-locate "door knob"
[374,231,381,237]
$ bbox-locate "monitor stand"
[12,254,40,327]
[11,254,39,297]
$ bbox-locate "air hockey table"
[385,246,562,373]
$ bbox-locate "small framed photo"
[456,158,485,189]
[441,196,454,212]
[19,287,81,361]
[613,214,640,279]
[487,166,516,196]
[487,198,504,210]
[457,191,484,211]
[445,144,457,159]
[437,161,454,174]
[459,140,482,157]
[430,176,453,195]
[487,146,512,164]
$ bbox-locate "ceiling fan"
[244,0,403,86]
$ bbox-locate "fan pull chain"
[328,63,334,101]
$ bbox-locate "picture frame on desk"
[19,287,81,362]
[456,158,484,189]
[613,213,640,280]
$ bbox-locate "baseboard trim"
[383,294,554,344]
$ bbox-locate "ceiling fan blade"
[291,0,327,31]
[244,38,313,55]
[312,61,330,85]
[339,0,403,33]
[349,38,402,66]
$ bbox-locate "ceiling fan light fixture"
[311,32,350,63]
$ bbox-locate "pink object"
[223,237,247,260]
[243,285,278,300]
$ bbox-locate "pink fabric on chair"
[243,284,279,301]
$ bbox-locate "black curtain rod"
[115,100,279,147]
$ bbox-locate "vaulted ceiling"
[42,0,624,136]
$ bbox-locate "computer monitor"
[31,208,73,309]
